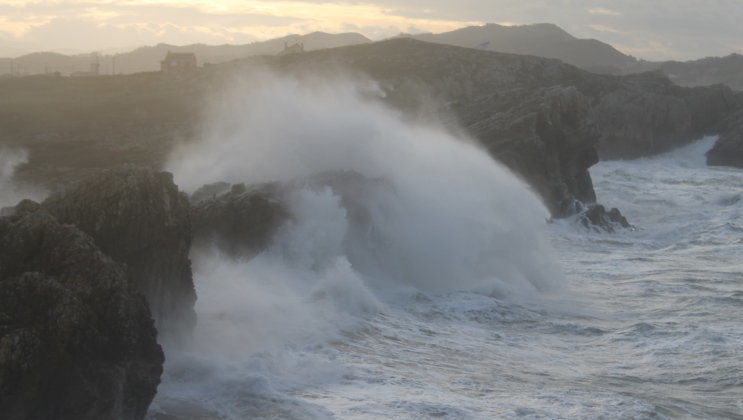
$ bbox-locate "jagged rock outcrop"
[586,73,739,159]
[191,182,288,258]
[42,166,195,342]
[706,108,743,168]
[655,53,743,91]
[190,172,398,260]
[0,200,163,420]
[575,203,632,233]
[269,38,603,218]
[267,39,736,221]
[467,86,598,217]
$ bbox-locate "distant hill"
[655,54,743,91]
[0,51,87,76]
[3,24,742,91]
[408,23,743,91]
[2,38,740,217]
[0,32,370,76]
[409,23,637,74]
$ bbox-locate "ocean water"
[149,74,743,419]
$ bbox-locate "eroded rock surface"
[42,166,195,342]
[468,86,599,217]
[0,200,163,420]
[190,182,288,259]
[576,203,632,233]
[707,108,743,168]
[588,73,739,160]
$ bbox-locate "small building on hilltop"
[278,42,305,55]
[161,52,197,73]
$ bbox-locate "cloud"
[0,0,741,60]
[587,8,621,16]
[0,0,485,52]
[587,24,622,34]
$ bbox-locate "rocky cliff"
[466,85,598,216]
[6,39,742,223]
[267,39,741,218]
[586,72,740,159]
[42,166,196,342]
[706,107,743,168]
[0,200,163,420]
[190,182,288,258]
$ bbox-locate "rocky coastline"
[2,38,743,419]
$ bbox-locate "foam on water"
[303,137,743,418]
[167,70,559,294]
[153,69,743,417]
[0,148,42,208]
[152,71,563,418]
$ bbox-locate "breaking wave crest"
[153,70,562,418]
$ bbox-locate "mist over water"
[0,148,42,209]
[153,71,563,417]
[153,74,743,419]
[166,71,561,295]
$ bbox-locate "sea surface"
[147,72,743,420]
[148,137,742,419]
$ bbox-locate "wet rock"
[42,166,195,342]
[0,201,163,420]
[706,108,743,168]
[191,182,288,259]
[189,181,231,203]
[576,203,632,233]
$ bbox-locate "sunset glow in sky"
[1,0,742,60]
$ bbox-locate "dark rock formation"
[269,39,600,218]
[191,182,288,259]
[190,181,231,203]
[190,172,396,259]
[655,53,743,91]
[707,108,743,168]
[42,166,195,342]
[266,39,741,221]
[9,38,742,226]
[575,203,632,233]
[0,200,163,420]
[467,86,598,217]
[587,73,740,160]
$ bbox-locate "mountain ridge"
[0,32,371,76]
[3,23,742,91]
[409,23,636,73]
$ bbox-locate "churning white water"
[150,73,743,419]
[0,148,42,209]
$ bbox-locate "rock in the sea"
[42,166,195,342]
[0,200,163,420]
[576,203,632,233]
[191,182,288,259]
[191,172,396,260]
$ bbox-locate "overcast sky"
[1,0,741,60]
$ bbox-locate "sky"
[1,0,742,61]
